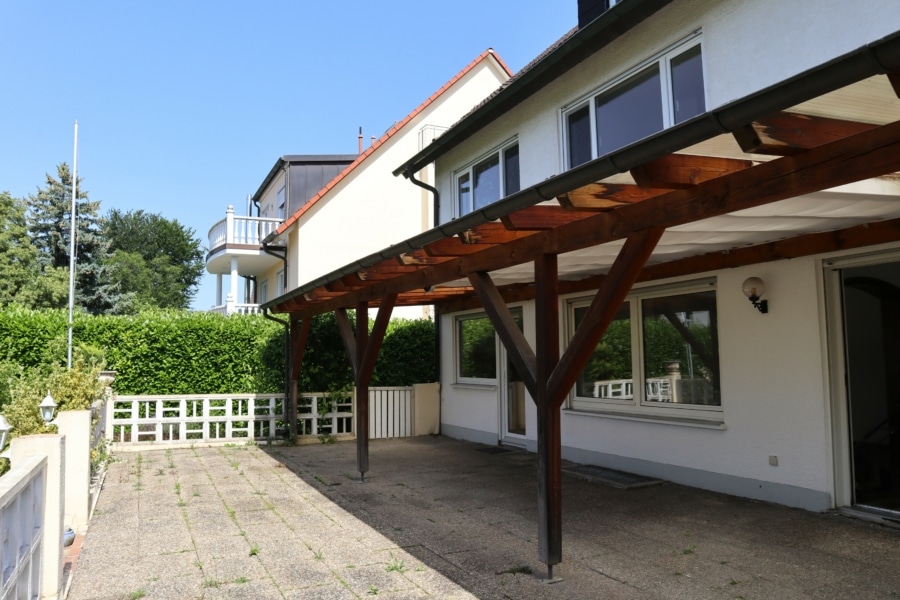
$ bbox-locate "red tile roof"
[274,49,513,236]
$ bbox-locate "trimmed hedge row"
[0,308,435,395]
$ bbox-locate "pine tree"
[27,163,123,314]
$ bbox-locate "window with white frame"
[276,185,286,219]
[454,140,520,217]
[275,269,285,297]
[258,280,268,304]
[455,308,523,384]
[565,35,705,168]
[567,280,721,416]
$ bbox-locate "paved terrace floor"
[68,436,900,600]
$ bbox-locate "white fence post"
[55,410,91,533]
[11,435,65,600]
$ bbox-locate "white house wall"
[439,254,850,511]
[434,0,900,224]
[288,59,509,289]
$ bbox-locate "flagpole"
[67,121,78,370]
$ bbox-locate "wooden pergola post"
[469,228,663,578]
[288,317,311,439]
[336,294,397,480]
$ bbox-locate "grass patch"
[249,544,260,557]
[234,576,250,584]
[128,590,146,600]
[386,555,406,574]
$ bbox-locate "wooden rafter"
[500,205,598,230]
[631,154,753,188]
[733,111,878,156]
[557,182,671,211]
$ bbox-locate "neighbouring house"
[207,155,356,314]
[206,49,513,317]
[264,0,900,573]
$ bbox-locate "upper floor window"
[454,140,520,217]
[565,35,705,168]
[276,269,285,297]
[276,185,286,219]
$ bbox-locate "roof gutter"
[265,30,900,313]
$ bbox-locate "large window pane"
[457,172,471,216]
[574,302,632,399]
[671,45,705,124]
[567,105,592,168]
[504,144,520,196]
[473,155,500,210]
[595,64,663,155]
[458,315,496,380]
[641,291,720,406]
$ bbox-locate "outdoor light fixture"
[39,391,57,424]
[742,277,768,314]
[0,414,10,454]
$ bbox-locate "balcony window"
[454,140,520,217]
[567,280,720,418]
[565,35,705,168]
[276,185,286,219]
[259,280,268,304]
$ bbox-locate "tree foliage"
[0,191,39,306]
[26,163,122,313]
[103,209,205,310]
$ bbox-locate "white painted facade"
[427,0,900,512]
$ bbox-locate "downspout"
[403,167,441,229]
[263,308,291,438]
[402,166,443,430]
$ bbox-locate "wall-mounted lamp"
[39,391,57,424]
[742,277,768,314]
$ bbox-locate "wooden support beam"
[288,318,311,438]
[733,111,877,156]
[548,227,664,407]
[889,70,900,99]
[558,182,671,210]
[458,223,535,244]
[631,154,753,188]
[468,272,538,397]
[355,301,369,479]
[501,205,598,230]
[533,253,562,570]
[335,308,358,377]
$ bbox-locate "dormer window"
[565,35,705,169]
[454,139,520,217]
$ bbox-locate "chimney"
[358,127,363,154]
[578,0,610,28]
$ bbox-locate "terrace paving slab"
[67,436,900,600]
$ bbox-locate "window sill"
[562,407,726,430]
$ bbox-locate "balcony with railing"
[205,205,283,279]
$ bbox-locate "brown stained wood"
[458,223,535,244]
[501,205,598,230]
[468,272,538,397]
[356,301,369,478]
[398,251,453,265]
[547,227,664,407]
[274,119,900,320]
[889,71,900,99]
[631,154,753,189]
[733,112,878,156]
[558,182,671,210]
[335,308,358,377]
[533,253,563,567]
[425,237,493,257]
[358,294,397,384]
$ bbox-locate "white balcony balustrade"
[207,205,282,253]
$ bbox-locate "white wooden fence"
[0,455,45,600]
[110,388,415,445]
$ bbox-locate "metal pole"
[67,121,78,369]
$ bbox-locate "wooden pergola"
[267,58,900,572]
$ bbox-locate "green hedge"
[0,308,435,396]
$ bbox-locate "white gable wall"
[286,58,510,290]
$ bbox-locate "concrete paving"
[68,436,900,599]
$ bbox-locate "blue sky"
[0,1,574,310]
